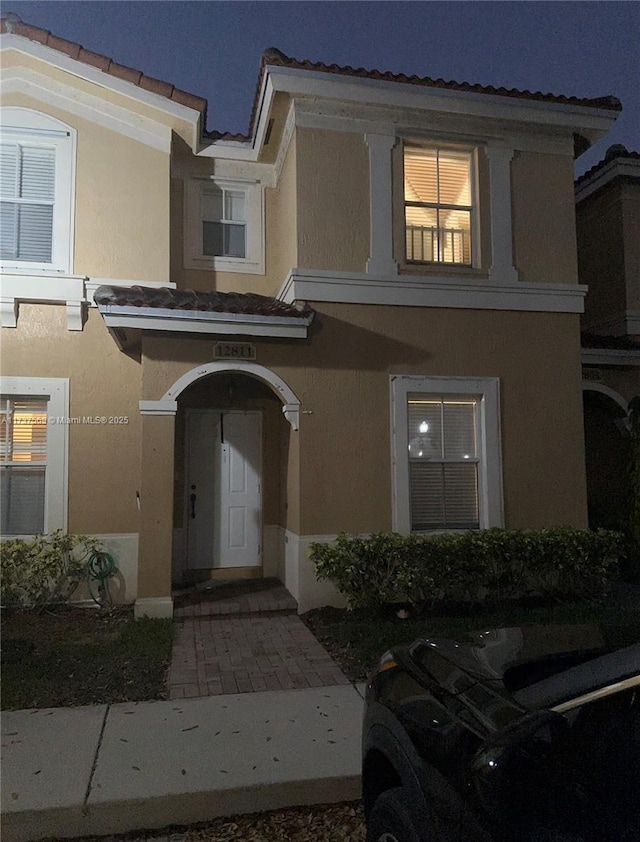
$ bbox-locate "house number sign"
[214,342,256,360]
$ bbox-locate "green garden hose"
[86,550,118,607]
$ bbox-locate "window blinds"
[407,396,479,530]
[0,143,55,262]
[0,397,48,534]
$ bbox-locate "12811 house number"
[214,342,256,360]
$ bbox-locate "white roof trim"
[1,33,201,128]
[581,347,640,367]
[265,65,618,138]
[575,156,640,202]
[278,269,587,314]
[98,305,311,338]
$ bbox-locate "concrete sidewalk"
[1,685,364,842]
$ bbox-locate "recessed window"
[0,108,75,273]
[404,145,473,266]
[392,375,503,533]
[408,395,479,530]
[185,178,264,274]
[0,377,68,536]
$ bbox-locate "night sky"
[5,1,640,176]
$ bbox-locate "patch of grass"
[302,602,640,681]
[1,607,173,710]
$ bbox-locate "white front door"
[186,410,262,569]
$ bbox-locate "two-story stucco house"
[0,15,622,616]
[577,146,640,531]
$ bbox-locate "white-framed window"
[391,375,503,533]
[184,177,264,274]
[404,144,475,266]
[0,377,69,536]
[0,108,75,273]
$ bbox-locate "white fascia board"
[1,35,201,128]
[99,307,310,338]
[1,69,173,153]
[266,66,618,138]
[196,75,275,161]
[575,158,640,202]
[581,348,640,367]
[1,272,85,303]
[278,269,587,314]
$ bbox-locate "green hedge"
[309,528,625,610]
[1,531,100,611]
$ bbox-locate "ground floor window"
[0,377,68,535]
[391,375,503,533]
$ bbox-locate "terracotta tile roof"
[240,47,622,139]
[582,332,640,351]
[575,144,640,188]
[3,13,621,144]
[94,285,314,322]
[0,13,207,115]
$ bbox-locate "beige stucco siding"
[2,91,170,281]
[512,151,579,285]
[170,134,298,297]
[265,131,298,292]
[139,304,588,539]
[577,185,626,332]
[295,127,369,272]
[622,185,640,311]
[0,305,141,534]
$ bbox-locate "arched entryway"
[582,383,631,531]
[162,363,300,587]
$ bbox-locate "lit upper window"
[404,145,473,266]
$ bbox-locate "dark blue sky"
[6,1,640,176]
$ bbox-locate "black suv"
[362,626,640,842]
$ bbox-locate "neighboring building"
[576,146,640,531]
[0,16,622,615]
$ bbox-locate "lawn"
[302,601,640,681]
[1,607,173,710]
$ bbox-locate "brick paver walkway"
[168,580,350,699]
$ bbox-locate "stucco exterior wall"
[622,183,640,313]
[512,151,579,285]
[169,134,298,297]
[295,127,370,272]
[2,90,170,281]
[0,305,142,534]
[139,304,588,542]
[577,183,627,332]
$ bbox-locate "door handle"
[190,485,197,519]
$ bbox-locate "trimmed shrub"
[1,531,101,611]
[310,528,624,610]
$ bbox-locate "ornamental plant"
[310,528,624,611]
[0,530,101,611]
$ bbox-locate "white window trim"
[0,376,69,536]
[184,177,264,274]
[390,375,504,533]
[0,107,76,274]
